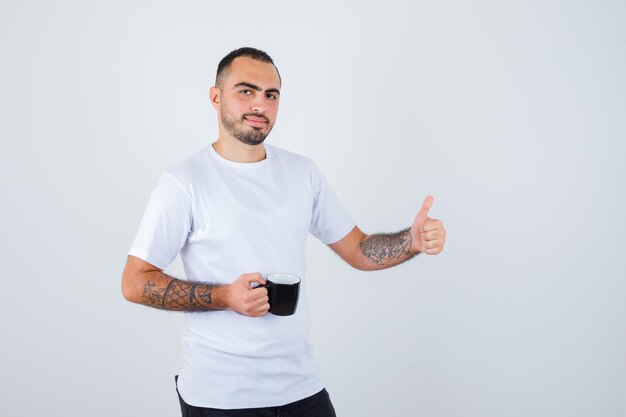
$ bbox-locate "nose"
[251,96,266,114]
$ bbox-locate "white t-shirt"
[129,143,355,409]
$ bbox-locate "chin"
[237,136,267,146]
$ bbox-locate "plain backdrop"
[1,1,625,416]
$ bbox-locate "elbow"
[353,262,376,272]
[349,253,376,272]
[121,279,133,302]
[121,255,158,304]
[121,273,140,303]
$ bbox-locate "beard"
[221,109,274,146]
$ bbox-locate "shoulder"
[268,145,322,186]
[164,146,211,182]
[267,144,314,167]
[269,144,323,178]
[154,146,212,199]
[268,146,336,200]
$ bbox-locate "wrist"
[407,228,420,255]
[210,284,231,310]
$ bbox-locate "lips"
[244,115,268,128]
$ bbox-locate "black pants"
[175,375,337,417]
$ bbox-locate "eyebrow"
[233,82,280,95]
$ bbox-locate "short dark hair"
[215,47,281,88]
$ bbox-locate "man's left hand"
[410,195,446,255]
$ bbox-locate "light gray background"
[1,1,624,416]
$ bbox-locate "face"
[213,56,281,146]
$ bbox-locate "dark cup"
[261,273,301,316]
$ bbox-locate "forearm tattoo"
[141,278,215,311]
[359,227,415,266]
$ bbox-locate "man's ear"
[209,86,220,110]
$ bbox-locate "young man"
[122,47,446,417]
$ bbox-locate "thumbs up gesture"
[410,195,446,255]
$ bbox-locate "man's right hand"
[223,273,270,317]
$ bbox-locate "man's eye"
[267,94,277,100]
[240,89,251,95]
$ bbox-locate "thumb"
[415,195,434,225]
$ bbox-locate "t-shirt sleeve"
[308,162,356,245]
[128,172,192,270]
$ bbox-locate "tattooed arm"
[121,255,270,316]
[329,226,419,271]
[328,197,446,271]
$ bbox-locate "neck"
[212,135,267,163]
